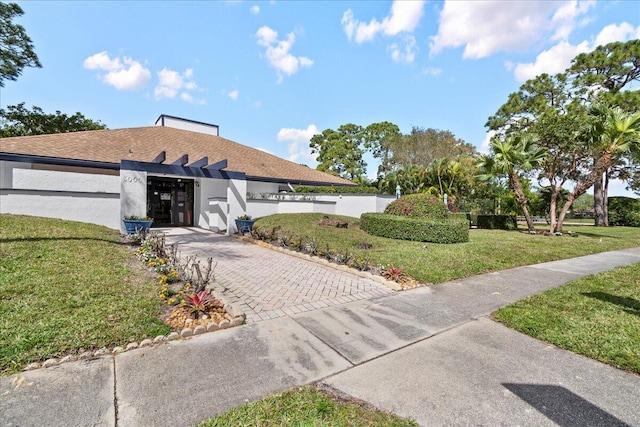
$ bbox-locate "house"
[0,115,365,233]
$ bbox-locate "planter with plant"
[123,215,154,234]
[235,214,255,234]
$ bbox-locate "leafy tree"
[568,40,640,226]
[0,103,107,137]
[388,127,476,170]
[476,135,546,232]
[309,123,366,181]
[0,2,41,86]
[362,121,402,177]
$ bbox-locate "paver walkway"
[158,227,392,323]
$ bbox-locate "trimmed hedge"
[477,215,518,230]
[384,193,447,218]
[360,213,469,244]
[608,197,640,227]
[294,185,379,194]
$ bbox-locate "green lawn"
[0,214,171,375]
[254,213,640,284]
[198,385,417,427]
[494,262,640,374]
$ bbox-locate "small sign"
[160,193,171,201]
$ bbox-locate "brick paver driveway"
[159,227,393,323]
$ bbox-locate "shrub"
[360,213,469,243]
[608,197,640,227]
[477,215,518,230]
[384,193,447,219]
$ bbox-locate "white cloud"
[83,51,151,90]
[277,124,319,163]
[154,68,204,103]
[342,1,425,43]
[389,35,418,63]
[423,67,443,76]
[512,22,640,81]
[256,26,313,81]
[250,5,260,15]
[429,1,591,59]
[228,90,239,100]
[480,130,497,154]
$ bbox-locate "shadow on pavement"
[503,383,631,427]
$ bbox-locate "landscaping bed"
[251,213,640,286]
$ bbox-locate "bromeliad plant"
[183,290,215,318]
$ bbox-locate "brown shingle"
[0,126,355,186]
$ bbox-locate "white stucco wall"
[120,169,147,232]
[247,181,280,196]
[156,116,219,136]
[247,199,279,219]
[208,198,228,231]
[195,178,228,229]
[227,178,247,234]
[0,161,121,229]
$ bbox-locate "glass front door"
[147,178,194,227]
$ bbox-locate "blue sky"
[3,0,639,195]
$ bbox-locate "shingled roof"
[0,126,355,186]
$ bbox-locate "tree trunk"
[593,173,606,226]
[509,172,535,232]
[549,186,559,233]
[557,193,576,233]
[603,170,610,227]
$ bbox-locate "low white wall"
[196,178,228,229]
[1,161,122,229]
[247,199,280,218]
[208,198,228,231]
[0,190,121,229]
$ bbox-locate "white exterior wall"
[226,178,247,234]
[247,181,279,196]
[0,161,121,229]
[247,199,280,218]
[156,116,219,136]
[195,178,228,229]
[377,194,396,212]
[208,198,228,231]
[312,194,394,217]
[120,169,147,232]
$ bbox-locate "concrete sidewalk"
[1,247,639,427]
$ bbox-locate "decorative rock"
[193,325,206,335]
[79,351,94,360]
[140,339,153,347]
[180,328,193,338]
[24,362,41,371]
[42,358,59,368]
[60,355,76,364]
[153,335,166,344]
[166,332,179,341]
[231,317,244,327]
[218,319,231,329]
[125,342,139,351]
[206,322,219,332]
[94,348,110,356]
[112,346,124,354]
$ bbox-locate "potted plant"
[123,215,154,234]
[235,214,255,234]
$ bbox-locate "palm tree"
[557,104,640,229]
[476,134,547,232]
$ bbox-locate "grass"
[0,214,171,375]
[494,262,640,374]
[254,213,640,284]
[197,385,417,427]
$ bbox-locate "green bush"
[477,215,518,230]
[384,193,447,219]
[360,213,469,243]
[608,197,640,227]
[294,185,379,194]
[447,212,471,228]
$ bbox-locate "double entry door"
[147,177,194,227]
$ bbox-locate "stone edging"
[23,289,246,372]
[238,235,402,291]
